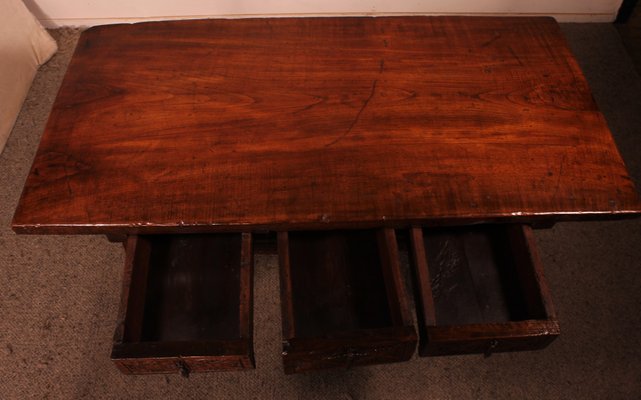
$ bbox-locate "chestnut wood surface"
[12,16,641,234]
[409,224,559,356]
[278,229,416,373]
[112,233,255,374]
[282,230,402,337]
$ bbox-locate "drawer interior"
[424,226,545,325]
[279,229,416,373]
[137,235,242,342]
[410,224,558,356]
[286,230,394,336]
[112,233,254,374]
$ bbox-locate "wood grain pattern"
[112,234,255,374]
[113,235,151,344]
[376,228,414,327]
[140,234,242,342]
[282,327,417,374]
[278,229,416,373]
[112,340,254,374]
[425,320,560,356]
[409,224,559,356]
[12,16,641,234]
[284,230,395,337]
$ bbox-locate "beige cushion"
[0,0,57,154]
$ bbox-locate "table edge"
[11,209,641,235]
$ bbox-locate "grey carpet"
[1,24,640,399]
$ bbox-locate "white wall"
[24,0,624,27]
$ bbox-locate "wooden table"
[12,16,641,375]
[12,16,641,235]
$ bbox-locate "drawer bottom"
[410,224,559,356]
[111,233,255,375]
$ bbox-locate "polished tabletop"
[12,16,641,234]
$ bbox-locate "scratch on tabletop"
[325,79,378,147]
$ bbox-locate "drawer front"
[424,320,560,356]
[112,233,255,375]
[279,229,417,374]
[114,357,182,375]
[410,224,559,357]
[114,354,254,375]
[283,327,416,374]
[185,355,254,372]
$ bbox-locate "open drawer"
[278,229,417,374]
[409,224,559,357]
[111,233,254,375]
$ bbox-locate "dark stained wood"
[12,16,641,235]
[425,321,560,356]
[282,327,417,374]
[111,338,254,375]
[278,229,416,374]
[284,230,400,336]
[409,228,436,329]
[141,235,242,341]
[113,236,151,345]
[409,224,559,356]
[112,233,255,374]
[377,229,413,326]
[507,225,557,320]
[278,232,296,339]
[238,233,254,342]
[421,229,485,326]
[252,232,278,254]
[112,340,254,374]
